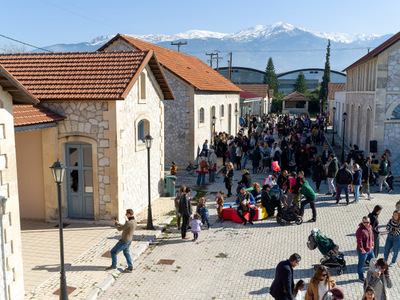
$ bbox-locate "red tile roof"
[13,105,66,127]
[282,91,310,102]
[236,84,269,98]
[240,90,261,99]
[343,31,400,71]
[328,83,346,100]
[267,89,274,98]
[98,34,242,93]
[0,65,37,104]
[0,50,174,101]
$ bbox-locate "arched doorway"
[66,142,94,219]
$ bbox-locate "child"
[198,203,210,228]
[189,214,203,241]
[196,197,206,213]
[293,279,305,300]
[386,171,394,193]
[371,159,379,186]
[215,191,224,221]
[362,286,376,300]
[170,161,177,175]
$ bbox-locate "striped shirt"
[386,218,400,236]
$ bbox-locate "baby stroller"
[276,193,303,225]
[307,228,346,275]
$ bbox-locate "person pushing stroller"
[299,177,317,222]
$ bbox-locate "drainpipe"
[0,196,8,300]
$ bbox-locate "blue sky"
[1,0,399,48]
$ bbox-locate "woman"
[365,258,392,300]
[238,169,252,189]
[223,162,234,197]
[368,205,383,258]
[251,182,262,204]
[312,157,324,193]
[208,149,217,183]
[174,185,186,230]
[353,163,362,202]
[362,286,376,300]
[384,209,400,266]
[384,149,394,173]
[305,265,336,300]
[235,144,242,170]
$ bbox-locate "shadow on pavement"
[249,286,270,295]
[32,264,106,272]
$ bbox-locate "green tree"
[319,39,331,106]
[263,57,278,94]
[293,71,307,94]
[271,91,285,113]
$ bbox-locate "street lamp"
[320,99,322,115]
[50,159,68,300]
[235,109,239,134]
[332,107,336,146]
[341,112,347,163]
[211,116,216,146]
[144,134,154,230]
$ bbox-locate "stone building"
[0,50,174,222]
[0,65,38,299]
[99,35,241,168]
[341,31,400,174]
[281,91,310,114]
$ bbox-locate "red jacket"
[356,223,374,252]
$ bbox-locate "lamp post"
[235,109,239,134]
[341,112,347,163]
[211,116,216,146]
[332,106,336,145]
[50,159,68,300]
[320,99,322,115]
[144,134,154,230]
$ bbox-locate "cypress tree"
[263,57,278,95]
[319,39,331,106]
[293,71,307,94]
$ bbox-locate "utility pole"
[228,52,233,80]
[206,52,216,68]
[215,50,221,72]
[171,41,187,52]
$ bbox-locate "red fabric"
[356,223,374,252]
[222,208,256,223]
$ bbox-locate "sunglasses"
[363,221,370,224]
[321,273,328,277]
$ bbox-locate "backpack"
[307,233,317,250]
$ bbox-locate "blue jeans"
[354,185,361,201]
[111,240,132,269]
[336,184,349,203]
[357,250,375,279]
[197,173,205,186]
[252,166,258,174]
[241,154,248,169]
[209,171,215,183]
[384,233,400,264]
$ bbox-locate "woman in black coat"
[312,156,324,192]
[368,205,383,258]
[223,162,234,197]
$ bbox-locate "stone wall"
[387,43,400,92]
[0,88,25,299]
[163,72,192,169]
[384,122,400,176]
[115,66,165,216]
[42,101,112,220]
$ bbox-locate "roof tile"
[99,34,241,93]
[13,104,66,126]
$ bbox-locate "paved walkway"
[98,150,400,299]
[22,196,175,300]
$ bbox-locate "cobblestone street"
[99,167,400,300]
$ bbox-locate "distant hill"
[40,22,393,73]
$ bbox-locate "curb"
[85,216,174,300]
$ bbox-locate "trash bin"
[165,175,177,197]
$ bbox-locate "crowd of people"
[173,112,399,299]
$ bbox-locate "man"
[321,145,332,164]
[179,187,192,239]
[360,156,374,200]
[106,209,137,272]
[235,185,256,225]
[270,253,301,300]
[277,170,289,191]
[299,177,317,222]
[326,154,339,197]
[335,162,353,205]
[377,155,390,193]
[356,216,374,282]
[292,171,305,205]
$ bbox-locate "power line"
[171,41,187,52]
[0,34,53,52]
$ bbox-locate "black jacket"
[327,158,339,178]
[238,172,252,188]
[312,161,324,181]
[270,260,294,300]
[336,168,353,184]
[368,212,380,235]
[178,194,192,218]
[361,162,373,182]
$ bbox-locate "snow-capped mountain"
[40,22,393,72]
